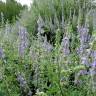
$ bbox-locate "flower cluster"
[17,73,33,95]
[17,73,27,87]
[18,26,29,57]
[61,36,70,56]
[77,26,90,55]
[42,36,53,52]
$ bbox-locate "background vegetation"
[0,0,96,96]
[0,0,27,24]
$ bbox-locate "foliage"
[0,0,96,96]
[0,0,26,24]
[22,0,96,38]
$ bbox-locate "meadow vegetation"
[0,0,96,96]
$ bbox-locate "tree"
[0,0,26,24]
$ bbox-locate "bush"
[0,0,96,96]
[23,0,94,38]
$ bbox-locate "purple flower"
[75,69,89,85]
[17,73,27,87]
[79,70,89,75]
[18,26,28,57]
[89,60,96,76]
[42,36,53,52]
[61,36,70,56]
[77,46,84,55]
[91,60,96,68]
[77,26,90,45]
[81,56,89,66]
[90,69,96,75]
[28,90,32,96]
[18,42,25,57]
[76,70,89,78]
[19,27,28,41]
[61,37,69,47]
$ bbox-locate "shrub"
[0,0,96,96]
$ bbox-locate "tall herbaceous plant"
[0,0,96,96]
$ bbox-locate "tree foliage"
[0,0,26,23]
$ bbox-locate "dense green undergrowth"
[0,0,96,96]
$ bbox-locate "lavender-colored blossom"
[90,50,96,68]
[17,73,27,87]
[75,70,89,85]
[91,60,96,68]
[28,90,32,96]
[74,79,82,85]
[81,56,89,66]
[79,70,89,75]
[61,36,70,56]
[90,64,96,92]
[90,60,96,90]
[77,26,90,45]
[90,69,96,75]
[77,25,91,69]
[18,26,28,57]
[17,73,33,95]
[77,46,84,55]
[18,43,25,57]
[76,70,89,78]
[19,27,28,41]
[42,36,53,52]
